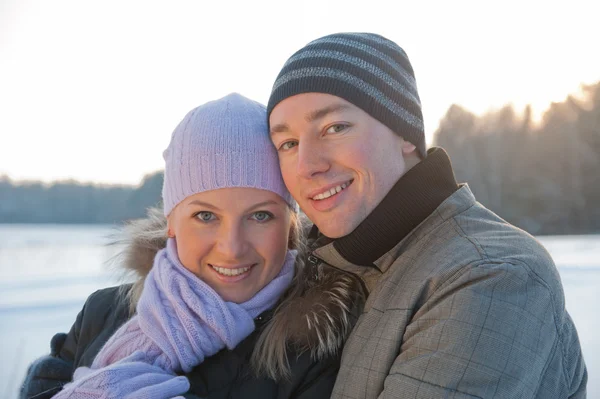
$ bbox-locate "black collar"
[313,147,460,265]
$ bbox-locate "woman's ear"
[287,211,300,250]
[166,215,175,238]
[287,226,294,249]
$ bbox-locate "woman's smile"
[208,263,256,282]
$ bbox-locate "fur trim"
[251,264,364,380]
[109,207,168,315]
[111,207,363,379]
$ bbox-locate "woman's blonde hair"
[250,210,312,381]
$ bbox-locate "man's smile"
[308,180,353,201]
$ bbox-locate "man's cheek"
[343,146,370,165]
[279,164,296,184]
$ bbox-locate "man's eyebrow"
[306,103,351,123]
[270,103,351,136]
[270,123,290,136]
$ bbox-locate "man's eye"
[325,123,348,134]
[279,141,298,151]
[196,211,216,222]
[251,211,273,222]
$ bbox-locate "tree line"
[2,81,599,234]
[0,172,163,224]
[433,81,600,235]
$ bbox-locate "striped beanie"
[162,93,297,216]
[267,32,426,158]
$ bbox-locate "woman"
[20,93,363,399]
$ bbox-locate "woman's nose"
[215,223,248,259]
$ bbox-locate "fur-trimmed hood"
[111,207,364,379]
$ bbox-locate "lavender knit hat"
[162,93,297,216]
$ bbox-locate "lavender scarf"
[54,238,296,399]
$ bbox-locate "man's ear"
[400,139,417,155]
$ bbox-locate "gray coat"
[314,185,586,398]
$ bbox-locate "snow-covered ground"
[0,225,598,398]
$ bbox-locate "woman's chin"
[207,281,258,303]
[218,289,253,304]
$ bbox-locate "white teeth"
[210,265,251,277]
[312,182,350,201]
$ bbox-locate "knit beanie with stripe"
[162,93,297,216]
[267,32,426,158]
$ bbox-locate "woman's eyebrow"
[187,199,280,212]
[187,200,221,210]
[245,200,280,212]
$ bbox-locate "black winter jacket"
[20,285,341,399]
[20,209,363,399]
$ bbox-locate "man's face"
[270,93,416,238]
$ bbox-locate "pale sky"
[1,0,599,185]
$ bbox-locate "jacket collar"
[313,147,460,269]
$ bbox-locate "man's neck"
[402,151,422,175]
[313,147,460,265]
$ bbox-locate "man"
[267,32,587,398]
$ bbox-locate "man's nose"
[296,140,329,179]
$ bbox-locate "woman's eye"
[251,211,273,222]
[325,123,348,134]
[279,141,298,151]
[196,211,216,222]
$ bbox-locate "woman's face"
[167,187,292,303]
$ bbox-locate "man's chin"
[311,216,358,239]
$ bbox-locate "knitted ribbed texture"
[267,32,426,158]
[54,238,297,399]
[162,93,297,216]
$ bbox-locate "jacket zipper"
[307,252,369,296]
[307,254,320,266]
